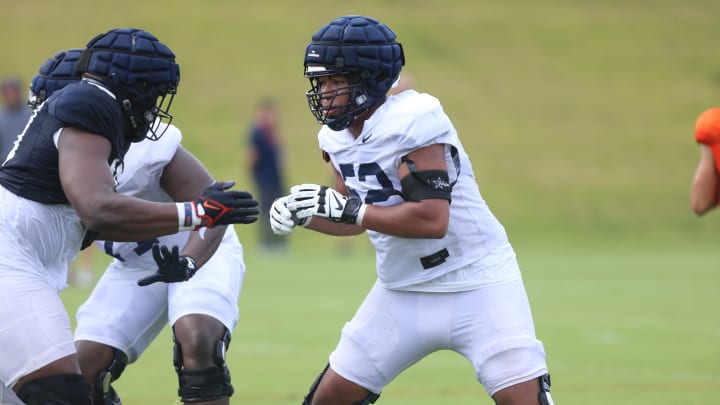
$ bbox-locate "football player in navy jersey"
[271,16,556,405]
[0,29,258,405]
[24,48,247,405]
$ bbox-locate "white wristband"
[355,204,367,226]
[177,202,201,231]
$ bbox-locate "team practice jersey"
[0,79,129,204]
[96,124,190,269]
[318,90,514,290]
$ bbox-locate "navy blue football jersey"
[0,79,130,204]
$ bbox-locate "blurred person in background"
[271,15,555,405]
[0,77,32,160]
[29,49,253,405]
[248,97,287,252]
[691,107,720,215]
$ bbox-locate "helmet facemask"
[305,66,369,131]
[133,83,176,141]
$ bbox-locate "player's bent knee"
[17,373,93,405]
[302,364,380,405]
[538,374,555,405]
[174,327,234,402]
[94,348,128,405]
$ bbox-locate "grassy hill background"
[1,1,718,404]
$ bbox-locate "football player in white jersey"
[23,48,251,405]
[0,29,258,405]
[270,16,556,405]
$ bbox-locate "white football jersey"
[318,90,516,291]
[95,124,191,269]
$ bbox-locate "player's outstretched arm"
[691,145,720,215]
[59,127,258,240]
[286,144,451,238]
[288,183,449,238]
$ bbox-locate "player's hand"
[269,194,313,235]
[191,181,259,228]
[287,184,365,225]
[270,197,294,235]
[137,245,197,286]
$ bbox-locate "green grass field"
[3,0,720,403]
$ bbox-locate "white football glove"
[269,193,315,235]
[287,184,366,225]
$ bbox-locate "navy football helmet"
[304,15,405,131]
[28,48,83,109]
[75,28,180,142]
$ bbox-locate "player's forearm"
[79,193,181,238]
[690,146,720,215]
[304,200,449,238]
[180,225,227,267]
[304,217,365,236]
[690,173,719,215]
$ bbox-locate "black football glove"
[137,244,198,286]
[189,181,259,229]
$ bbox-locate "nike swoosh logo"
[331,193,344,211]
[361,132,373,143]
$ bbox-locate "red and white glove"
[177,181,259,231]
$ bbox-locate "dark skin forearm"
[160,145,226,266]
[179,226,227,267]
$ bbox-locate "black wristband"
[340,197,363,224]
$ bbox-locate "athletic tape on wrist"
[176,202,201,231]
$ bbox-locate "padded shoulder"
[49,81,125,143]
[383,91,456,150]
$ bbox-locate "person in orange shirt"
[691,107,720,215]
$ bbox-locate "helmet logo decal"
[308,49,320,59]
[306,66,328,73]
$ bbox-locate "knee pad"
[17,373,93,405]
[173,327,234,402]
[302,364,380,405]
[538,374,555,405]
[95,348,128,405]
